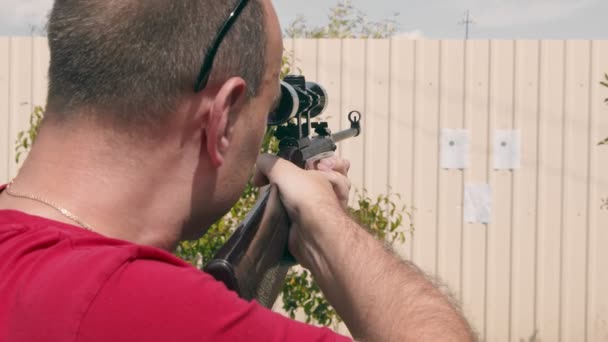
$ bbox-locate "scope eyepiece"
[267,75,328,126]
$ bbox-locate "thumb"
[253,154,302,188]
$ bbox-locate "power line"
[458,10,475,40]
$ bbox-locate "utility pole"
[459,10,475,40]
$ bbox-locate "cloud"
[0,0,53,35]
[469,0,597,28]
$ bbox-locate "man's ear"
[205,77,247,168]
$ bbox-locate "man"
[0,0,474,341]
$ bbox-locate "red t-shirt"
[0,195,350,341]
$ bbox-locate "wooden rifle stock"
[204,185,292,308]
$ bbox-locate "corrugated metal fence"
[2,37,608,342]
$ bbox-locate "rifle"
[204,75,362,308]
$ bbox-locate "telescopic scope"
[267,75,328,126]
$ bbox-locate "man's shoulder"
[0,209,209,303]
[0,209,188,268]
[0,209,202,341]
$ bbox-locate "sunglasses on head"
[194,0,251,92]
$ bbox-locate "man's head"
[43,0,284,239]
[46,0,268,128]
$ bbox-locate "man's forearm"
[254,154,473,340]
[305,213,475,342]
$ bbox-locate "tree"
[285,0,400,39]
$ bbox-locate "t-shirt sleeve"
[76,259,351,342]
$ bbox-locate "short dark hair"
[46,0,266,128]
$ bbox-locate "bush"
[14,106,44,163]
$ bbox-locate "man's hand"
[305,156,352,208]
[254,154,352,270]
[254,154,351,221]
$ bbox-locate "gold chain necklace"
[4,180,94,231]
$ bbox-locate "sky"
[0,0,606,39]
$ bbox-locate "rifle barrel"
[332,127,360,143]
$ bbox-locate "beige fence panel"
[2,37,608,342]
[389,38,417,261]
[486,39,515,342]
[562,40,590,342]
[514,40,541,341]
[589,40,608,342]
[437,40,466,303]
[336,39,366,192]
[1,37,10,183]
[537,40,567,342]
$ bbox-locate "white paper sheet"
[464,184,492,224]
[440,129,470,170]
[494,130,521,170]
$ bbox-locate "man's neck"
[0,120,203,251]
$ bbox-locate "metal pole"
[459,10,474,40]
[465,11,470,40]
